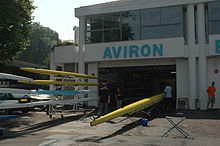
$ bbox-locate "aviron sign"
[103,44,163,59]
[216,40,220,53]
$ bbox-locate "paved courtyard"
[1,110,220,146]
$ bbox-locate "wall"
[207,57,220,108]
[87,63,99,106]
[54,45,79,63]
[176,59,189,103]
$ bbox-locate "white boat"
[0,73,34,82]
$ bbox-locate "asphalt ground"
[0,109,220,146]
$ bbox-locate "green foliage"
[42,53,50,69]
[17,22,59,65]
[0,0,35,64]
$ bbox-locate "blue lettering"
[129,45,139,58]
[124,46,127,58]
[216,40,220,53]
[103,47,112,59]
[153,44,163,56]
[103,43,164,59]
[112,46,122,58]
[140,44,151,57]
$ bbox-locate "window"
[104,29,120,42]
[104,13,120,29]
[208,2,220,21]
[87,15,103,31]
[86,13,120,43]
[86,6,184,43]
[122,10,140,40]
[208,1,220,35]
[86,31,103,43]
[86,15,103,43]
[209,21,220,34]
[141,24,183,39]
[161,6,182,24]
[141,8,160,26]
[141,6,183,40]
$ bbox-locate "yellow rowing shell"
[19,80,99,86]
[20,67,99,79]
[90,93,164,126]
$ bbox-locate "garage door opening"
[99,65,176,109]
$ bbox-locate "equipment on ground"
[0,70,98,118]
[162,115,189,138]
[90,93,164,126]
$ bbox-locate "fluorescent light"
[170,72,176,74]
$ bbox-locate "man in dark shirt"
[98,83,110,117]
[115,87,123,108]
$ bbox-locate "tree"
[17,22,59,65]
[0,0,35,64]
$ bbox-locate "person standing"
[98,83,110,117]
[207,81,216,109]
[164,83,172,110]
[115,87,123,109]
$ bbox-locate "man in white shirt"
[164,84,172,98]
[164,83,172,110]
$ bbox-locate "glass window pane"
[86,32,91,43]
[208,1,220,21]
[104,13,120,29]
[86,16,91,31]
[86,31,103,43]
[141,24,183,39]
[122,10,140,40]
[87,15,103,31]
[161,6,182,24]
[209,21,220,35]
[141,8,160,26]
[104,29,120,42]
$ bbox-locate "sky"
[33,0,114,40]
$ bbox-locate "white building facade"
[53,0,220,110]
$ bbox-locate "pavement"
[0,110,220,146]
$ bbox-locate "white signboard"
[85,37,185,62]
[209,35,220,56]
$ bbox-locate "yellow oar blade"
[20,67,99,79]
[19,80,99,86]
[90,93,165,126]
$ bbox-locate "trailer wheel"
[0,130,3,137]
[21,109,29,114]
[4,109,11,115]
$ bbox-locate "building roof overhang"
[75,0,215,17]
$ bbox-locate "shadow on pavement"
[128,108,220,120]
[175,109,220,119]
[0,114,84,140]
[75,119,141,143]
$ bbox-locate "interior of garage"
[98,65,176,110]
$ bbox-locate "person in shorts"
[163,83,173,110]
[207,81,216,109]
